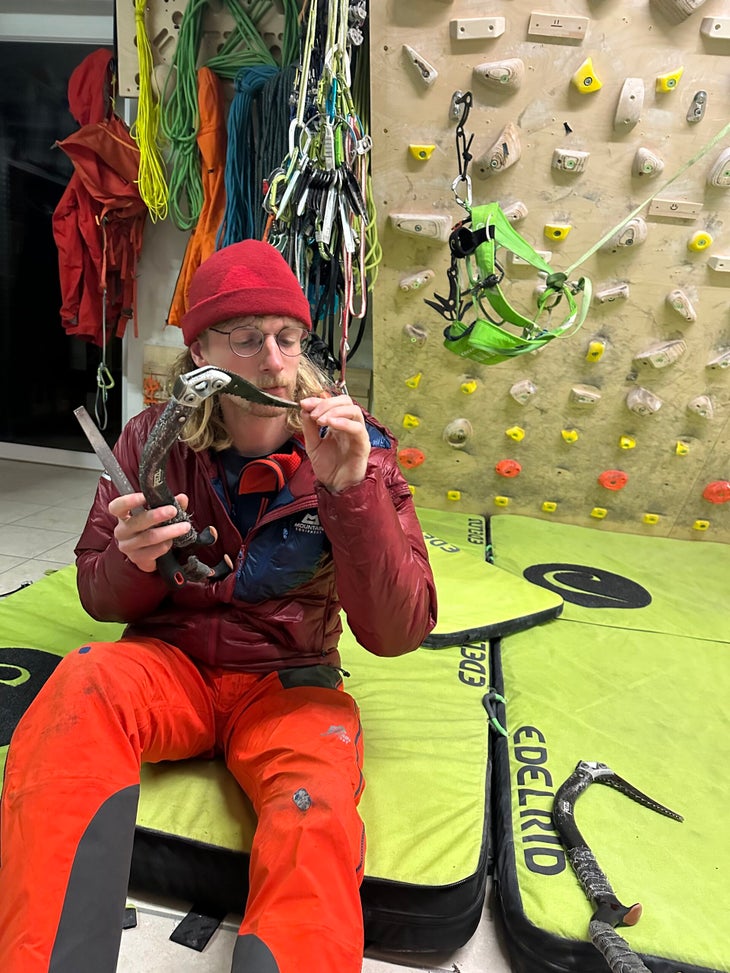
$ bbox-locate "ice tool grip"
[553,760,682,973]
[139,366,298,587]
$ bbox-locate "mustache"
[258,378,289,390]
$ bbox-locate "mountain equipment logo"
[296,512,324,535]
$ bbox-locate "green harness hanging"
[429,202,592,365]
[427,92,591,365]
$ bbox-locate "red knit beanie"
[181,240,312,346]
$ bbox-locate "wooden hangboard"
[369,0,730,542]
[115,0,288,96]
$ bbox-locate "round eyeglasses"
[208,325,310,358]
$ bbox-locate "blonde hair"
[167,347,333,453]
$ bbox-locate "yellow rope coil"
[132,0,169,222]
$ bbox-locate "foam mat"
[416,508,563,646]
[489,514,728,640]
[0,516,496,952]
[488,515,730,973]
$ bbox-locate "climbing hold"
[643,513,660,525]
[595,282,630,303]
[403,44,438,87]
[544,223,572,241]
[693,519,710,531]
[666,289,697,322]
[633,339,687,368]
[460,379,478,395]
[586,339,606,362]
[390,213,452,242]
[571,57,602,93]
[542,501,558,513]
[502,200,529,222]
[626,387,663,416]
[688,231,713,252]
[400,269,435,291]
[561,429,579,443]
[601,217,648,252]
[403,323,428,346]
[614,78,644,130]
[686,90,707,124]
[656,67,684,92]
[570,385,601,406]
[397,448,426,470]
[619,436,636,450]
[495,459,522,478]
[590,507,608,519]
[402,413,421,429]
[472,58,525,91]
[404,372,422,389]
[598,469,629,491]
[633,147,665,178]
[552,148,590,173]
[408,144,436,161]
[707,147,730,188]
[443,418,473,448]
[655,0,709,25]
[702,480,730,503]
[494,495,510,507]
[474,122,522,178]
[510,379,538,404]
[707,350,730,370]
[675,440,690,456]
[505,425,525,442]
[446,490,462,501]
[687,395,713,419]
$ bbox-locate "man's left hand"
[299,394,371,493]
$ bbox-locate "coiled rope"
[131,0,168,221]
[219,64,280,246]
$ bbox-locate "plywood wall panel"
[370,0,730,541]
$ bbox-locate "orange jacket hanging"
[52,49,147,345]
[167,67,228,329]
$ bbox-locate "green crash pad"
[0,501,509,950]
[488,515,730,973]
[416,508,563,645]
[489,514,728,641]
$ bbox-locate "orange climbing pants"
[0,638,366,972]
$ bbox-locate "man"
[0,240,437,973]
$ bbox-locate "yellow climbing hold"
[572,57,602,94]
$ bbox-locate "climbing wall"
[369,0,730,541]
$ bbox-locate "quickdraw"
[427,91,592,365]
[553,760,683,973]
[262,0,373,390]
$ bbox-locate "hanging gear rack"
[262,0,375,390]
[427,92,592,366]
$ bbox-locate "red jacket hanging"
[52,49,147,345]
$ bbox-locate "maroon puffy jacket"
[75,405,437,672]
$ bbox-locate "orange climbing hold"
[702,480,730,503]
[397,448,426,470]
[496,459,522,478]
[598,470,629,491]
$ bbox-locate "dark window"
[0,41,121,451]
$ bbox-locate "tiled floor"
[0,456,514,972]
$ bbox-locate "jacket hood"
[67,48,115,126]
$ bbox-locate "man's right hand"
[109,492,191,573]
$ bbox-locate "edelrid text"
[512,725,565,876]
